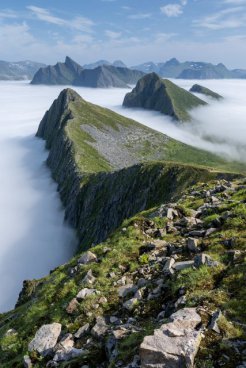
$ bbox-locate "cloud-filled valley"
[0,78,245,311]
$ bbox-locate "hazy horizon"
[0,1,246,69]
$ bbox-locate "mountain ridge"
[123,73,207,122]
[31,57,144,88]
[132,58,246,79]
[0,60,46,80]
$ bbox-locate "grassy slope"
[0,177,245,367]
[190,84,223,100]
[65,94,245,174]
[162,78,207,121]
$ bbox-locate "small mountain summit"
[190,84,223,100]
[123,72,207,122]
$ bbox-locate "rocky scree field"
[0,177,245,367]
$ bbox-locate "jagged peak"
[57,88,83,106]
[140,72,161,83]
[65,56,79,65]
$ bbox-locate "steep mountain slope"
[0,60,45,80]
[0,176,245,368]
[0,88,245,367]
[123,73,207,122]
[31,58,143,88]
[31,56,83,85]
[73,65,127,88]
[190,84,223,100]
[35,88,244,249]
[73,65,139,88]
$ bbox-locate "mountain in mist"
[83,59,127,69]
[123,72,207,122]
[231,69,246,78]
[31,57,144,88]
[190,84,223,100]
[132,58,243,79]
[31,56,83,85]
[0,60,46,80]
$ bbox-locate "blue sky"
[0,0,246,68]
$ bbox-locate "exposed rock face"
[74,65,144,88]
[28,323,61,356]
[36,88,220,249]
[31,56,83,85]
[123,73,207,122]
[140,308,202,367]
[31,57,144,87]
[73,65,129,88]
[190,84,223,100]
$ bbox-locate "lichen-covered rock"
[74,323,90,339]
[91,316,108,338]
[76,288,100,300]
[140,308,202,367]
[66,298,80,314]
[78,251,97,265]
[28,323,61,356]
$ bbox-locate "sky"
[0,0,246,68]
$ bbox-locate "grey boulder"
[28,323,61,356]
[140,308,202,367]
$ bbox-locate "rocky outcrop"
[140,308,202,367]
[28,323,61,356]
[190,84,223,100]
[123,73,207,122]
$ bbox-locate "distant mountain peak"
[165,57,180,66]
[123,73,206,122]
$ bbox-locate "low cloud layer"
[0,82,77,312]
[73,79,246,163]
[0,79,245,312]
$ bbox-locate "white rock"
[173,261,194,271]
[76,288,99,300]
[78,251,97,265]
[140,308,202,368]
[28,323,61,356]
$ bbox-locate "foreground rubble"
[0,178,245,367]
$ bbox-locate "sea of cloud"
[73,79,246,162]
[0,82,77,312]
[0,78,245,312]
